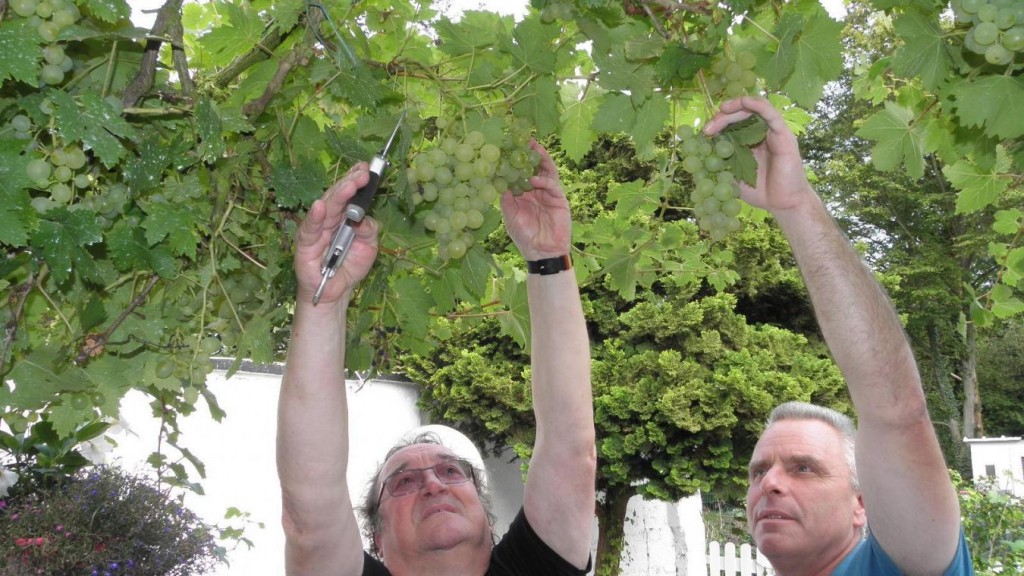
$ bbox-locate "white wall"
[111,367,706,575]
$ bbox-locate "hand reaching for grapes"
[500,141,572,262]
[703,97,816,216]
[293,164,380,307]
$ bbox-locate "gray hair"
[766,401,859,491]
[357,432,496,558]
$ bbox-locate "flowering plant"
[0,465,220,576]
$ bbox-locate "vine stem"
[75,274,161,365]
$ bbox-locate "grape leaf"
[270,0,305,33]
[780,12,845,108]
[142,202,201,259]
[944,147,1012,214]
[51,91,134,168]
[392,276,432,341]
[609,180,660,218]
[125,136,174,194]
[1008,247,1024,279]
[497,269,529,349]
[891,11,948,91]
[9,346,90,409]
[270,157,328,209]
[78,296,108,333]
[107,222,177,278]
[990,284,1024,319]
[460,245,494,300]
[31,208,103,285]
[436,12,504,56]
[430,271,462,313]
[948,76,1024,140]
[512,76,560,137]
[324,62,387,109]
[604,245,642,300]
[509,15,558,75]
[238,314,275,364]
[195,98,226,163]
[0,141,32,247]
[855,101,926,178]
[47,402,94,439]
[560,84,600,163]
[766,10,844,107]
[0,21,42,87]
[197,1,265,67]
[81,0,131,24]
[654,45,709,89]
[592,93,636,134]
[632,95,670,160]
[597,52,653,101]
[993,210,1022,235]
[764,13,801,88]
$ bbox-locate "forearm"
[528,271,594,453]
[773,193,925,421]
[277,298,362,569]
[521,269,595,567]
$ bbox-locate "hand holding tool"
[313,112,405,305]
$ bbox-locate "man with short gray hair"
[706,98,974,576]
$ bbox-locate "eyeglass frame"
[376,458,477,506]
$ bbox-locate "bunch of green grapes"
[8,0,81,85]
[954,0,1024,65]
[407,118,540,260]
[704,50,758,100]
[678,126,743,242]
[24,138,93,213]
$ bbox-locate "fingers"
[296,198,328,249]
[704,96,789,138]
[322,163,371,219]
[296,164,372,254]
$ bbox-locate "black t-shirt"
[362,507,591,575]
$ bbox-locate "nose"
[759,466,786,496]
[418,467,450,495]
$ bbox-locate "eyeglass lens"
[384,460,474,498]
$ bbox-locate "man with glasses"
[277,140,595,576]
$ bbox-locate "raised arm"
[277,164,379,576]
[705,97,961,573]
[500,142,596,569]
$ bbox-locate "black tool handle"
[345,154,387,221]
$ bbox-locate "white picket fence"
[706,541,775,576]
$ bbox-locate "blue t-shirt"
[832,529,974,575]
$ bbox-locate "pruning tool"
[313,111,406,305]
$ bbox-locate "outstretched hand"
[703,97,815,215]
[294,163,380,306]
[500,141,572,261]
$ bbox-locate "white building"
[964,436,1024,497]
[113,366,708,576]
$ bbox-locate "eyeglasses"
[377,459,476,504]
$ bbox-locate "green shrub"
[953,470,1024,575]
[0,466,220,576]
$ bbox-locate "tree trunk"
[927,324,967,469]
[961,319,984,438]
[595,486,632,576]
